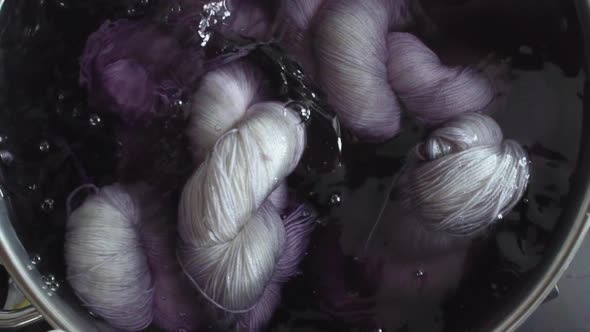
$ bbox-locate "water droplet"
[315,218,327,226]
[178,328,187,332]
[286,101,311,123]
[415,269,425,277]
[139,0,150,5]
[56,0,67,9]
[491,283,498,290]
[497,214,503,220]
[0,135,7,144]
[281,214,287,220]
[127,7,137,16]
[169,3,182,14]
[173,99,184,108]
[161,296,167,301]
[179,311,187,318]
[523,198,529,204]
[31,254,42,265]
[38,140,51,153]
[89,114,102,127]
[57,92,66,102]
[27,265,33,271]
[214,125,222,131]
[353,256,359,262]
[41,198,55,213]
[375,329,383,332]
[302,210,311,218]
[347,290,359,297]
[0,150,14,166]
[47,292,53,297]
[28,184,37,192]
[329,193,342,206]
[41,285,47,290]
[519,157,530,168]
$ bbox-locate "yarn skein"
[398,112,530,236]
[65,183,201,331]
[179,62,314,330]
[279,0,494,142]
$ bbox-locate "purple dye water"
[0,0,583,331]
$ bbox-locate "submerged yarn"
[398,113,530,236]
[179,62,314,329]
[65,183,200,331]
[279,0,494,142]
[79,19,203,124]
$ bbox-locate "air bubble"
[179,311,187,318]
[0,151,14,166]
[286,101,311,123]
[519,157,530,168]
[0,135,7,144]
[31,254,42,265]
[161,296,167,301]
[127,7,137,16]
[415,269,425,277]
[89,114,102,127]
[329,193,342,206]
[497,214,503,220]
[178,328,187,332]
[214,125,222,131]
[38,140,51,153]
[27,265,33,271]
[28,184,37,192]
[302,210,311,218]
[41,198,55,213]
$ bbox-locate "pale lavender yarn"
[279,0,494,142]
[178,62,314,330]
[398,113,530,236]
[387,32,495,125]
[65,184,201,331]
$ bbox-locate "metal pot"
[0,0,589,331]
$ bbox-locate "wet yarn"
[398,113,530,236]
[178,62,315,330]
[65,183,201,331]
[279,0,494,142]
[79,19,203,124]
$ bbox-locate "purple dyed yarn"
[387,32,494,124]
[79,19,203,124]
[278,0,494,142]
[65,184,201,331]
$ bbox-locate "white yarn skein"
[179,63,306,312]
[65,184,153,331]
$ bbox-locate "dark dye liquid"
[0,0,584,331]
